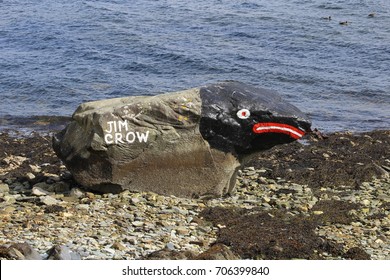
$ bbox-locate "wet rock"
[53,81,310,198]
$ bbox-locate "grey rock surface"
[53,81,310,197]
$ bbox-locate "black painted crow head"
[199,81,311,157]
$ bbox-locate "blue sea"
[1,0,389,133]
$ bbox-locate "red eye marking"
[237,109,250,119]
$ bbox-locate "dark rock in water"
[53,81,311,198]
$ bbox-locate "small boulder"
[195,243,239,260]
[53,81,310,198]
[0,243,41,260]
[46,245,81,260]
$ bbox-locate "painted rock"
[53,81,311,198]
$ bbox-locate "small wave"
[229,31,258,39]
[317,4,344,10]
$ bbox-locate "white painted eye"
[237,109,250,119]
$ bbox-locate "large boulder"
[53,81,311,198]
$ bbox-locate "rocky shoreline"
[0,130,389,260]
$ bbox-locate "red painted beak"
[252,122,306,140]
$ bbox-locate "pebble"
[132,221,144,227]
[1,163,389,260]
[112,242,127,251]
[362,199,371,206]
[25,172,36,180]
[52,182,70,193]
[40,196,59,206]
[0,183,9,193]
[32,186,50,196]
[166,243,175,251]
[33,182,52,192]
[29,164,42,173]
[70,188,84,198]
[76,204,90,211]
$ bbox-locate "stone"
[3,195,16,204]
[145,249,196,260]
[40,196,59,206]
[176,226,189,235]
[53,81,311,198]
[25,172,36,180]
[1,243,42,260]
[112,242,127,251]
[76,204,90,211]
[33,182,52,192]
[46,245,81,260]
[29,164,41,173]
[32,186,50,196]
[124,236,138,245]
[70,187,84,198]
[166,242,175,251]
[52,181,70,193]
[195,243,239,260]
[0,183,9,193]
[132,221,144,227]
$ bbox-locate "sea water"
[1,0,389,132]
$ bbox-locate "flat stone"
[362,199,371,206]
[76,204,90,210]
[52,181,70,193]
[32,186,50,196]
[195,243,239,260]
[0,183,9,193]
[124,236,138,245]
[47,245,74,260]
[176,227,189,235]
[40,196,59,206]
[166,243,175,251]
[7,243,42,260]
[69,187,84,198]
[32,182,52,192]
[25,172,36,180]
[3,206,16,213]
[132,221,144,227]
[29,164,42,173]
[3,195,16,204]
[112,242,127,251]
